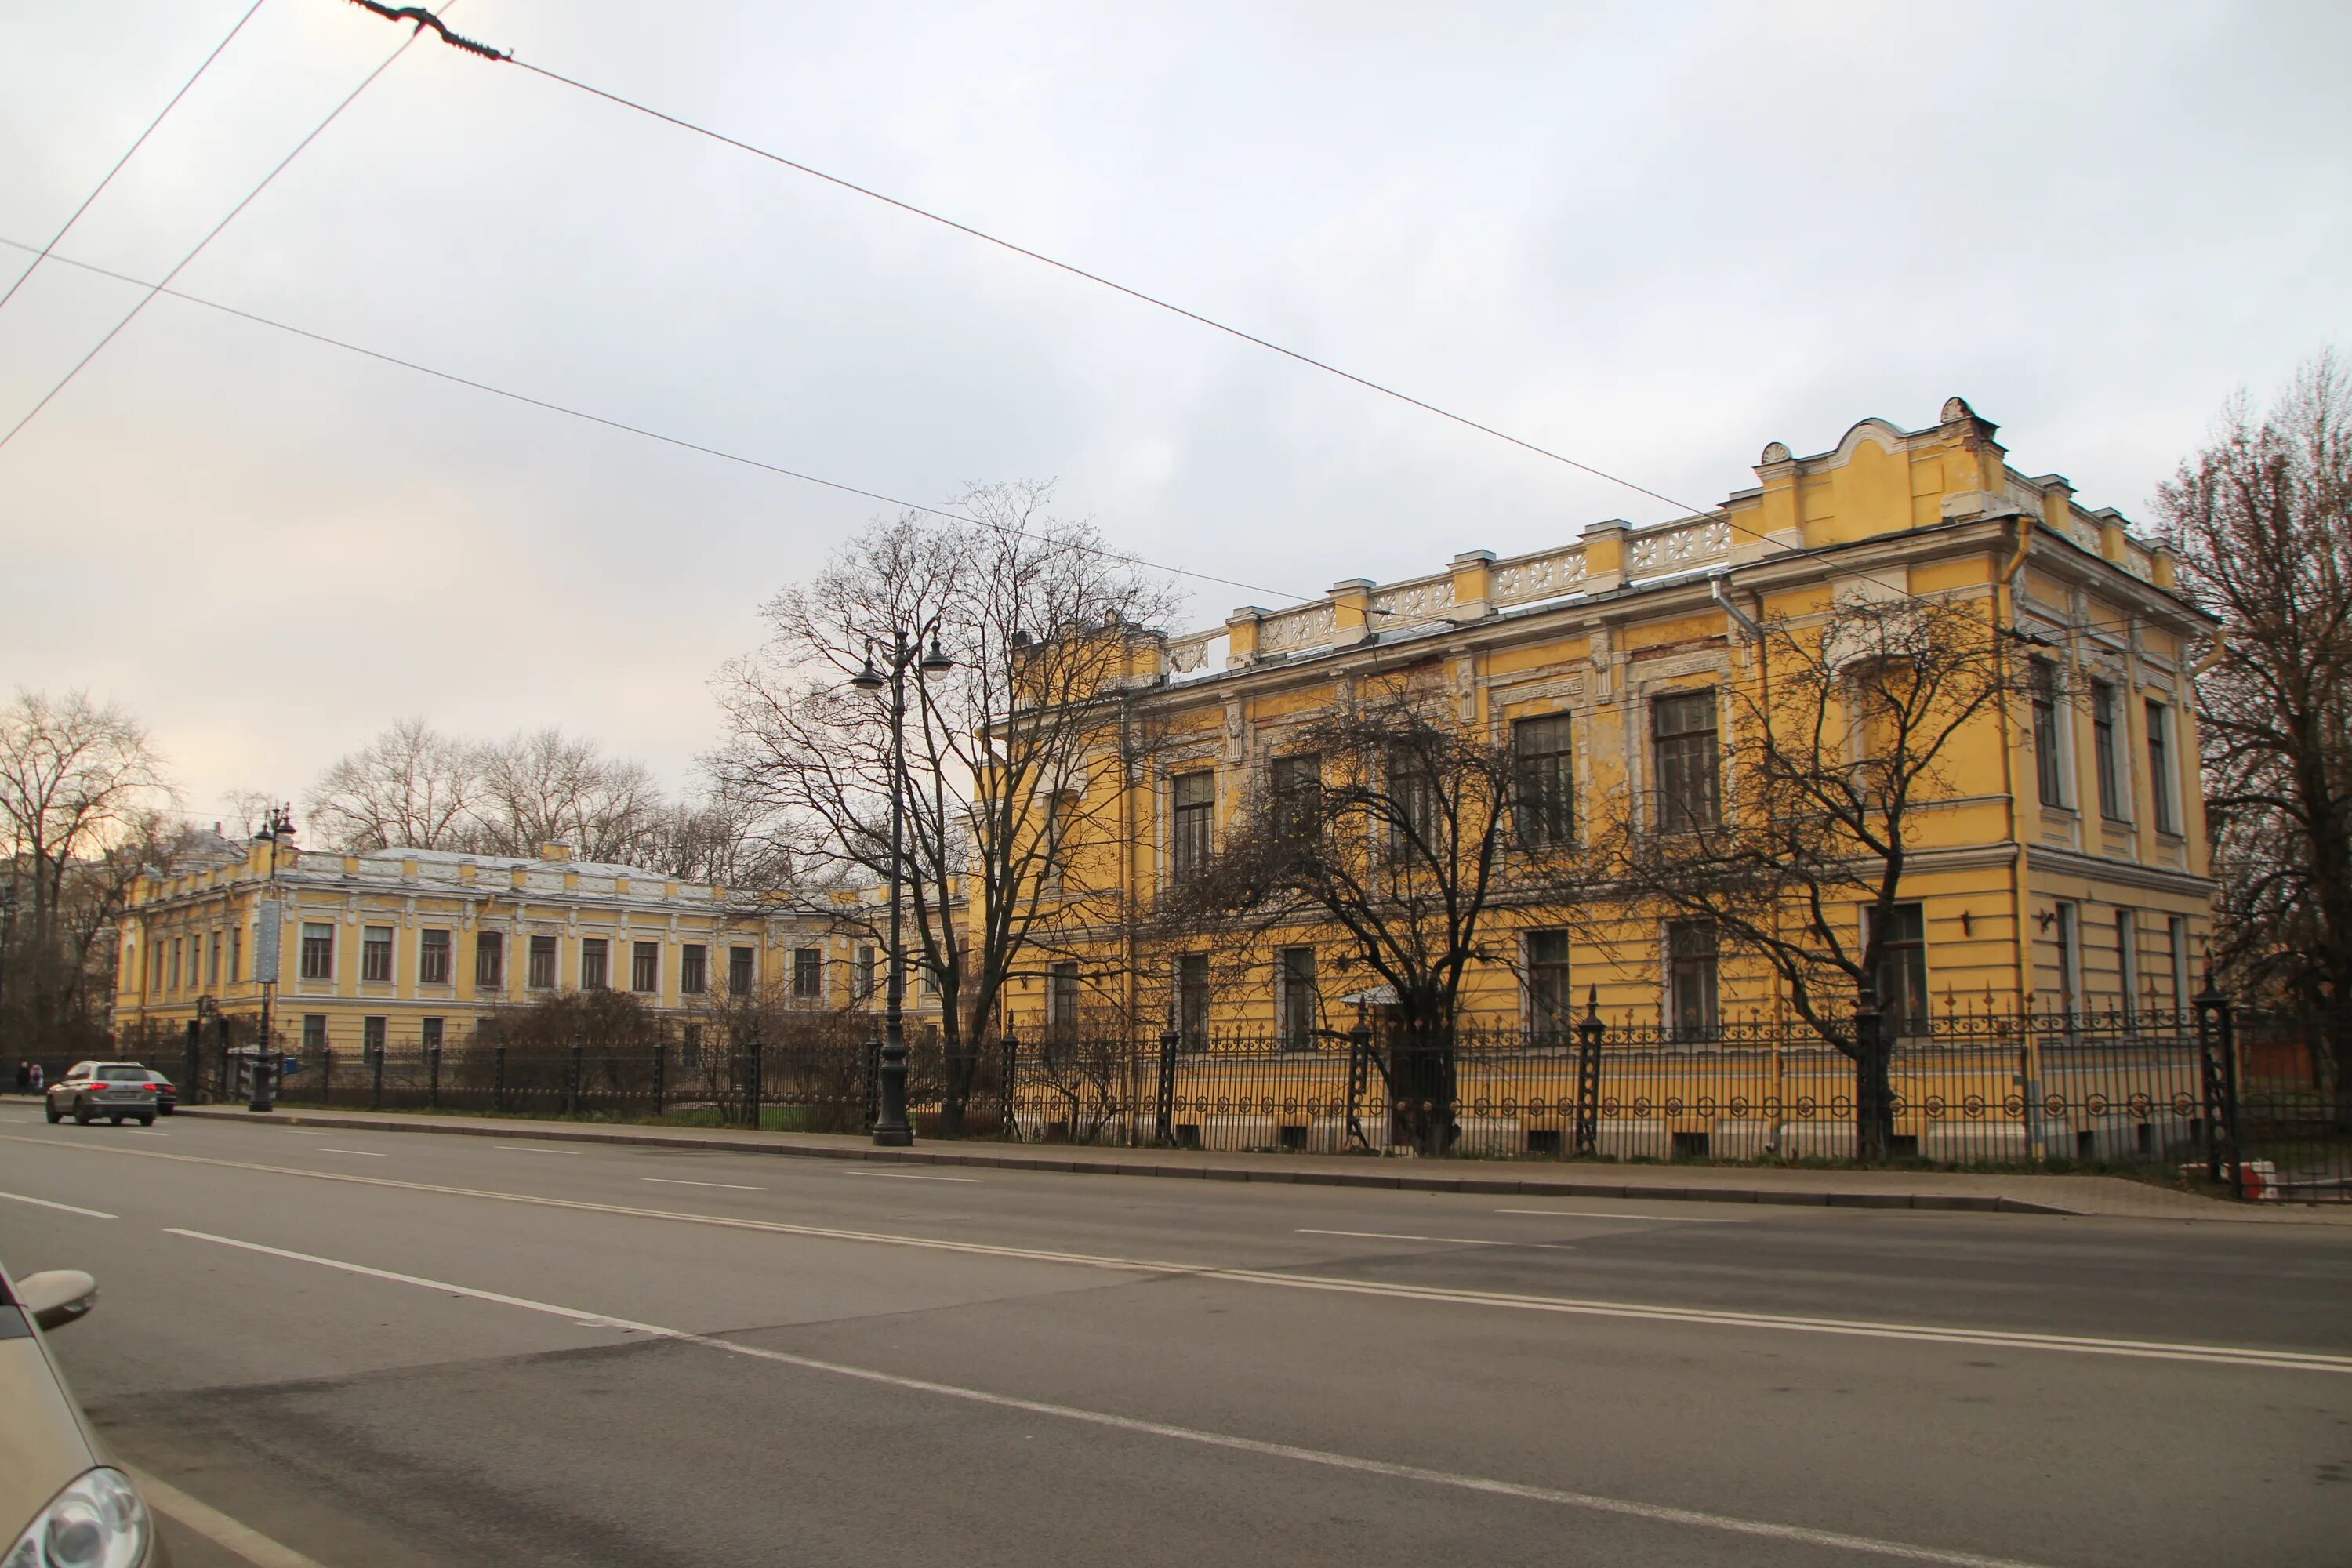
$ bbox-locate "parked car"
[45,1064,159,1127]
[141,1072,177,1116]
[1,1253,167,1566]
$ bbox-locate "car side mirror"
[16,1270,97,1332]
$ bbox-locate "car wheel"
[159,1105,174,1116]
[45,1105,61,1124]
[139,1114,156,1127]
[74,1102,93,1126]
[110,1116,124,1126]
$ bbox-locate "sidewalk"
[160,1103,2352,1224]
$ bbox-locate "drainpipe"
[1710,572,1762,644]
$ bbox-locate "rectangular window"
[1388,757,1438,855]
[1526,930,1572,1041]
[632,941,659,993]
[362,1015,387,1055]
[2031,659,2065,808]
[2146,700,2177,833]
[854,946,877,1001]
[1276,947,1316,1051]
[229,927,241,984]
[476,931,504,990]
[2055,902,2082,1019]
[207,931,222,987]
[580,938,608,990]
[1047,960,1080,1038]
[419,928,452,985]
[1271,753,1322,842]
[421,1017,444,1051]
[681,1022,704,1069]
[2169,916,2191,1011]
[1514,715,1574,848]
[300,923,334,982]
[2092,680,2124,820]
[1175,953,1210,1048]
[171,937,183,990]
[361,926,394,984]
[1665,919,1719,1040]
[680,943,708,995]
[1871,903,1929,1037]
[793,948,822,1001]
[528,934,557,990]
[2117,909,2140,1020]
[1170,770,1214,881]
[728,946,754,996]
[302,1015,327,1053]
[1653,691,1721,831]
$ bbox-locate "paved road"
[0,1106,2346,1568]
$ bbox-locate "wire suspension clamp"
[345,1,510,61]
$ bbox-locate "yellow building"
[1005,397,2216,1055]
[115,840,938,1057]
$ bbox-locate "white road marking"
[125,1130,169,1138]
[493,1144,575,1155]
[314,1148,384,1157]
[1301,1228,1574,1251]
[836,1169,982,1183]
[1494,1207,1744,1223]
[127,1465,332,1568]
[162,1227,2054,1568]
[0,1190,116,1219]
[19,1137,2350,1376]
[644,1178,765,1192]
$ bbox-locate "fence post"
[183,1022,201,1105]
[216,1020,230,1106]
[746,1026,764,1129]
[864,1037,881,1132]
[1573,988,1605,1157]
[493,1044,507,1114]
[1000,1030,1020,1141]
[428,1042,441,1110]
[1345,1023,1374,1151]
[567,1040,583,1116]
[1154,1025,1180,1146]
[2196,975,2241,1195]
[321,1047,332,1106]
[371,1040,385,1111]
[652,1037,666,1116]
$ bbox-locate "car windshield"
[95,1067,149,1083]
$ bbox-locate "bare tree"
[0,691,171,1049]
[711,483,1178,1134]
[471,728,662,863]
[1594,593,2020,1160]
[2158,350,2352,1128]
[305,717,478,851]
[1163,678,1538,1155]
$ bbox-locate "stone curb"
[180,1105,2083,1216]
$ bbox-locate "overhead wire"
[0,0,269,319]
[0,7,434,453]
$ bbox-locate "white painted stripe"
[644,1178,765,1192]
[0,1190,116,1219]
[16,1137,2349,1375]
[125,1131,169,1138]
[493,1144,575,1155]
[835,1169,982,1183]
[314,1149,383,1157]
[1301,1229,1574,1251]
[126,1465,332,1568]
[162,1227,2052,1568]
[1494,1207,1742,1223]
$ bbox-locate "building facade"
[115,840,938,1054]
[1004,397,2217,1042]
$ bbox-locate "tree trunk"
[1852,1007,1894,1163]
[1386,1026,1457,1156]
[937,1039,978,1137]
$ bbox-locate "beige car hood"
[0,1319,105,1541]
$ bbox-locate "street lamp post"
[0,880,16,1066]
[249,804,295,1112]
[850,622,955,1148]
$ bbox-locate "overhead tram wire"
[0,11,437,453]
[0,234,1316,609]
[350,3,2177,626]
[0,0,269,318]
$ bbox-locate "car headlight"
[2,1469,150,1568]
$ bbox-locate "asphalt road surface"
[2,1106,2347,1568]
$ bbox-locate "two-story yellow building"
[115,840,940,1058]
[1003,397,2216,1052]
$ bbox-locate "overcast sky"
[2,0,2346,826]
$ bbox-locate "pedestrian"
[12,1060,27,1093]
[27,1062,43,1094]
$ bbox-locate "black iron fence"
[20,995,2345,1199]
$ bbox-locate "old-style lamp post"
[849,621,954,1147]
[249,804,296,1112]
